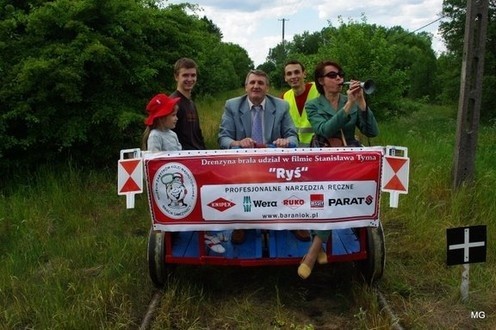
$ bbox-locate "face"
[175,67,197,92]
[245,73,269,104]
[318,65,345,94]
[158,107,178,130]
[284,63,305,89]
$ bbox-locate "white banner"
[201,180,378,222]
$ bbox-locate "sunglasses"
[322,71,345,79]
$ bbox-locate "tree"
[386,28,438,100]
[317,19,412,116]
[260,17,439,115]
[288,31,322,55]
[201,15,223,39]
[0,0,253,171]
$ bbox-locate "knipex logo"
[207,198,235,212]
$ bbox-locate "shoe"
[291,230,311,242]
[317,249,328,264]
[231,229,246,244]
[204,234,226,253]
[297,255,312,279]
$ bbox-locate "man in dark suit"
[218,69,298,244]
[218,69,298,149]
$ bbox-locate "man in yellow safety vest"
[281,60,320,242]
[282,60,320,147]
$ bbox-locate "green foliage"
[388,30,437,100]
[291,31,322,55]
[434,52,461,105]
[318,20,410,117]
[261,17,437,118]
[0,0,253,172]
[263,8,494,123]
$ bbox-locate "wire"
[408,16,445,35]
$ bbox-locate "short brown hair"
[174,58,198,76]
[284,60,305,73]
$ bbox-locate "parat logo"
[208,197,236,212]
[328,195,374,206]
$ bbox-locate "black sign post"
[446,225,487,301]
[447,225,487,265]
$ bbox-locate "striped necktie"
[251,105,263,145]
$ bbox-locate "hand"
[346,80,366,111]
[234,138,256,148]
[272,138,289,148]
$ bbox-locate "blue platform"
[170,228,360,259]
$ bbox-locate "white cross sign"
[447,225,486,265]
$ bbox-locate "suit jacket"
[305,94,379,142]
[218,94,298,149]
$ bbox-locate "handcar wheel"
[147,228,171,288]
[358,222,386,285]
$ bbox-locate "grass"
[1,96,495,329]
[0,166,153,328]
[196,88,245,149]
[375,104,496,329]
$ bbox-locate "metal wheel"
[147,228,172,287]
[358,222,386,285]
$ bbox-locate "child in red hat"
[142,93,182,152]
[142,92,226,254]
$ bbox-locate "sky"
[165,0,447,66]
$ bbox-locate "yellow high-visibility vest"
[283,82,319,146]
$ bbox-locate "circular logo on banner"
[152,162,197,219]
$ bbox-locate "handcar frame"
[119,146,408,287]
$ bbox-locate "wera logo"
[243,196,251,212]
[471,311,485,319]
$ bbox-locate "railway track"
[375,287,404,330]
[138,283,404,329]
[139,290,163,330]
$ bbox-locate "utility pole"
[279,18,289,49]
[452,0,488,188]
[278,18,289,87]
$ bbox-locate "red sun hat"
[144,93,181,126]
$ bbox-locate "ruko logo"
[283,195,304,210]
